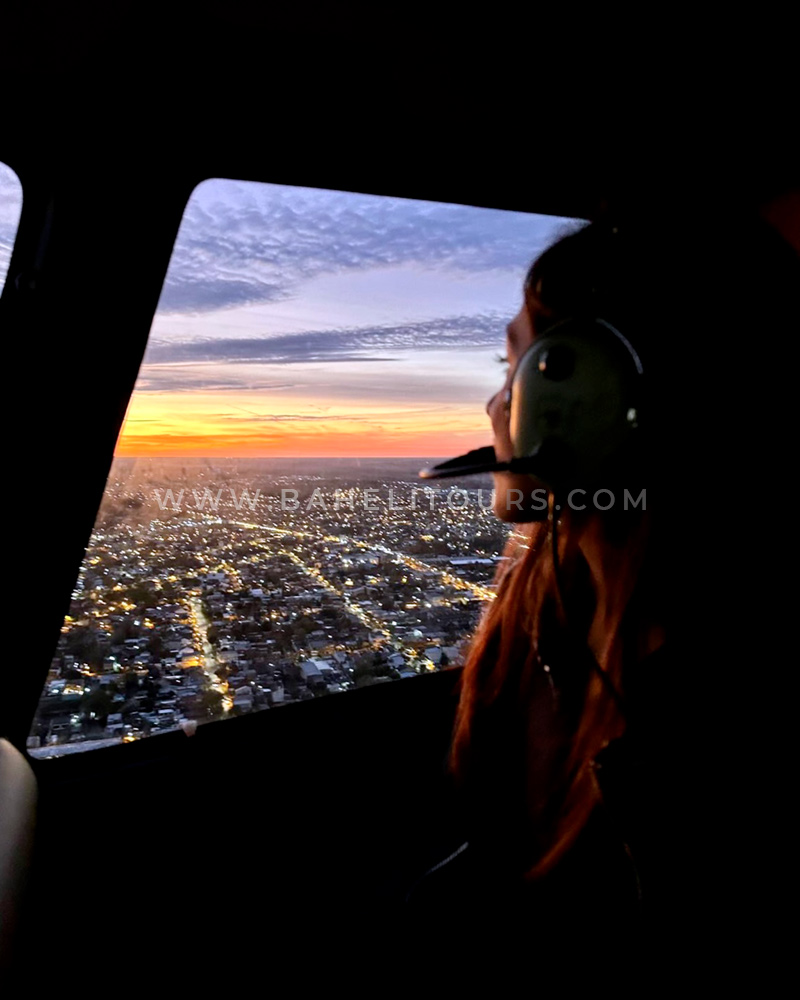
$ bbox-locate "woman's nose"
[487,388,511,415]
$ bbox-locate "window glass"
[29,179,582,757]
[0,162,23,291]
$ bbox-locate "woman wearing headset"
[412,208,799,952]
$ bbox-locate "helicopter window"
[28,178,582,757]
[0,162,23,292]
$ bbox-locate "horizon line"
[112,454,453,460]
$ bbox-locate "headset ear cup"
[509,319,641,489]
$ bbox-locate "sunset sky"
[0,163,22,291]
[0,168,581,457]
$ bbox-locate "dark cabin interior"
[2,4,797,982]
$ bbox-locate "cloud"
[0,163,23,284]
[215,413,376,424]
[0,163,22,226]
[156,179,581,313]
[133,367,300,393]
[143,313,504,367]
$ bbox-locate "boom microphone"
[419,445,552,480]
[419,446,504,480]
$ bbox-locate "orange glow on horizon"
[115,388,491,458]
[115,427,488,458]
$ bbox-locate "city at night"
[30,459,513,754]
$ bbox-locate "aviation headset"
[420,314,646,721]
[420,315,644,492]
[420,312,647,867]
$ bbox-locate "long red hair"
[450,221,664,877]
[451,505,657,876]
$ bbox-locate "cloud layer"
[158,180,578,314]
[0,163,23,287]
[143,313,504,367]
[118,179,583,454]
